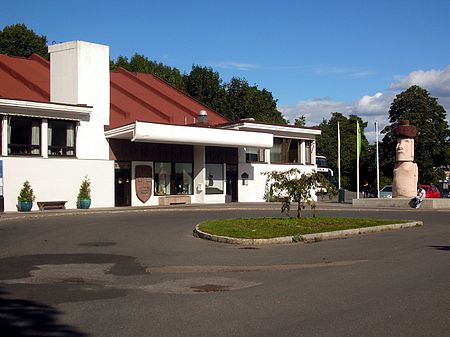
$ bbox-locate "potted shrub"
[17,180,35,212]
[77,176,91,209]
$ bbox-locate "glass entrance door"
[226,164,238,202]
[115,162,131,206]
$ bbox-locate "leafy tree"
[264,169,337,218]
[316,113,369,190]
[110,53,186,91]
[0,23,48,58]
[294,115,306,127]
[221,77,287,124]
[380,85,450,183]
[184,65,226,112]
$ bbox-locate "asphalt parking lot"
[0,203,449,337]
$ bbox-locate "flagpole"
[356,121,360,199]
[375,121,380,198]
[337,121,341,191]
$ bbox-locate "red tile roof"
[0,53,230,127]
[0,54,50,102]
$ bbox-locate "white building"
[0,41,320,212]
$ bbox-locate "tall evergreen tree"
[294,115,306,127]
[380,85,450,183]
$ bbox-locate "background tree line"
[110,55,286,124]
[2,23,449,189]
[316,86,450,190]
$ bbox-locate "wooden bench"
[158,195,191,206]
[37,201,67,211]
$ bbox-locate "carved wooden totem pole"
[392,120,418,198]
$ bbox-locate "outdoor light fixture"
[241,172,249,186]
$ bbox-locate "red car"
[419,184,441,198]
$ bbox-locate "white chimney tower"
[48,41,110,160]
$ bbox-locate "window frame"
[47,119,77,157]
[205,163,225,195]
[245,147,266,163]
[8,116,41,156]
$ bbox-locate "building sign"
[135,165,152,203]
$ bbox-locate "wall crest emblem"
[135,165,152,203]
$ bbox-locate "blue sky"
[2,0,450,141]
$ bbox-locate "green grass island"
[197,217,412,240]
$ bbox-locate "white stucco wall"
[237,148,318,202]
[2,157,114,212]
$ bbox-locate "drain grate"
[239,247,260,250]
[191,284,231,292]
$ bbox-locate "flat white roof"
[220,121,321,138]
[0,98,91,121]
[105,121,274,148]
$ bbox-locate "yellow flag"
[357,121,361,157]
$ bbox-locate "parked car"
[419,184,441,198]
[380,185,392,198]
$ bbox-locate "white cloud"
[389,65,450,117]
[313,66,375,78]
[279,97,353,126]
[280,65,450,143]
[390,65,450,96]
[213,62,259,71]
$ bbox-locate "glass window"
[205,163,224,194]
[270,137,283,163]
[246,147,265,162]
[174,163,193,195]
[271,137,305,164]
[8,117,40,156]
[288,139,300,163]
[154,162,171,195]
[154,162,193,196]
[48,120,76,157]
[305,140,312,164]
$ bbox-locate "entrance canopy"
[105,121,273,148]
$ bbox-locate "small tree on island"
[264,169,337,218]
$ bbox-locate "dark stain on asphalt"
[78,241,117,247]
[3,283,128,305]
[191,284,231,293]
[0,254,144,305]
[0,253,146,280]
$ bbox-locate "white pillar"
[193,145,205,204]
[41,119,48,158]
[1,116,8,156]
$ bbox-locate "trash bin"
[338,188,345,203]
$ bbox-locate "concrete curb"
[194,221,423,245]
